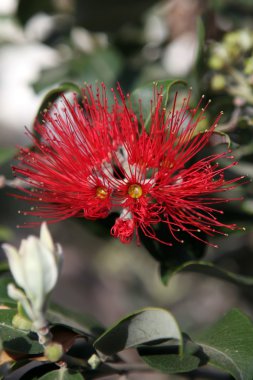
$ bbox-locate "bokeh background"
[0,1,253,378]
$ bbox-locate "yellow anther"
[96,187,108,199]
[128,184,143,199]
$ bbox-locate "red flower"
[13,83,243,246]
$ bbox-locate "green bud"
[208,56,224,70]
[224,30,252,53]
[208,44,228,70]
[44,342,63,362]
[12,313,33,331]
[211,74,226,91]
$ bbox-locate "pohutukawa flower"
[13,83,244,247]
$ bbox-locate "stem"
[217,108,241,132]
[37,324,53,346]
[228,67,248,87]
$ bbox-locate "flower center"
[128,184,143,199]
[96,187,108,199]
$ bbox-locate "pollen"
[96,186,108,199]
[128,184,143,199]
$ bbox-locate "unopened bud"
[12,313,33,331]
[211,74,226,91]
[224,29,253,58]
[208,55,226,70]
[208,44,228,70]
[44,342,63,362]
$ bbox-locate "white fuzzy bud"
[2,223,62,331]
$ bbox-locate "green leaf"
[94,307,182,356]
[140,310,253,378]
[34,48,123,94]
[165,260,253,287]
[130,79,187,128]
[0,147,17,165]
[209,131,231,147]
[196,309,253,380]
[39,368,83,380]
[35,82,81,125]
[139,335,202,374]
[69,48,123,87]
[47,303,104,337]
[140,224,206,285]
[0,309,43,355]
[0,276,17,307]
[142,353,200,374]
